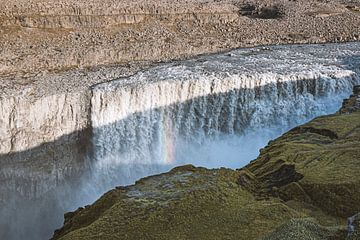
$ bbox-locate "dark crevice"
[238,3,285,19]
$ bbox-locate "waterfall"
[87,43,360,195]
[1,43,360,240]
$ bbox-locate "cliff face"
[240,87,360,218]
[0,1,238,28]
[0,92,90,155]
[52,86,360,240]
[340,85,360,114]
[0,91,91,199]
[0,91,93,240]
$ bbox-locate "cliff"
[53,85,360,239]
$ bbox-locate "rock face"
[340,85,360,114]
[53,86,360,239]
[0,91,91,199]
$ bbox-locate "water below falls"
[2,43,360,240]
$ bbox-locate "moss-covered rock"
[53,88,360,240]
[54,165,302,240]
[241,112,360,218]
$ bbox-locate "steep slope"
[52,88,360,239]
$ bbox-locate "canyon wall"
[0,91,91,199]
[1,1,359,239]
[0,43,360,239]
[1,43,359,200]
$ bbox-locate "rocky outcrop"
[264,219,345,240]
[52,80,360,240]
[340,85,360,114]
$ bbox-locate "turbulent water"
[2,43,360,240]
[86,43,360,197]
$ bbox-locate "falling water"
[86,43,360,197]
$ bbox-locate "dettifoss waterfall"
[1,43,360,239]
[88,43,359,193]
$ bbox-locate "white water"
[86,43,360,199]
